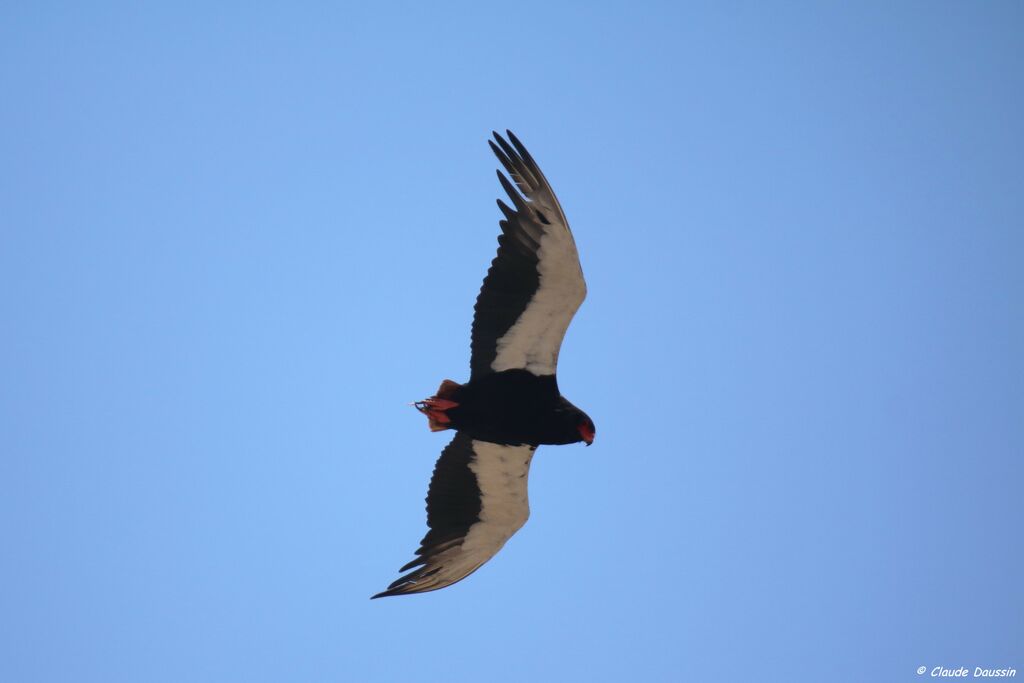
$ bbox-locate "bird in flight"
[372,131,595,599]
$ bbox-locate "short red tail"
[415,379,462,432]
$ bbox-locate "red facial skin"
[578,421,595,446]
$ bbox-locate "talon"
[428,398,459,411]
[414,398,459,414]
[414,380,463,433]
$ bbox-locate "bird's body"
[422,370,589,446]
[373,131,594,599]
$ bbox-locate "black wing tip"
[505,129,523,148]
[490,129,526,155]
[491,130,522,159]
[370,576,415,599]
[399,557,427,572]
[491,129,518,142]
[370,572,437,599]
[489,129,545,194]
[370,581,419,599]
[370,585,419,599]
[490,130,508,155]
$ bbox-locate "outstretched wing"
[372,432,536,598]
[470,131,587,380]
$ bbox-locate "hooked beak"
[579,423,595,446]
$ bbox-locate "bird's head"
[577,415,596,446]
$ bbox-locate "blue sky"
[1,3,1021,682]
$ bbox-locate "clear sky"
[1,3,1021,682]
